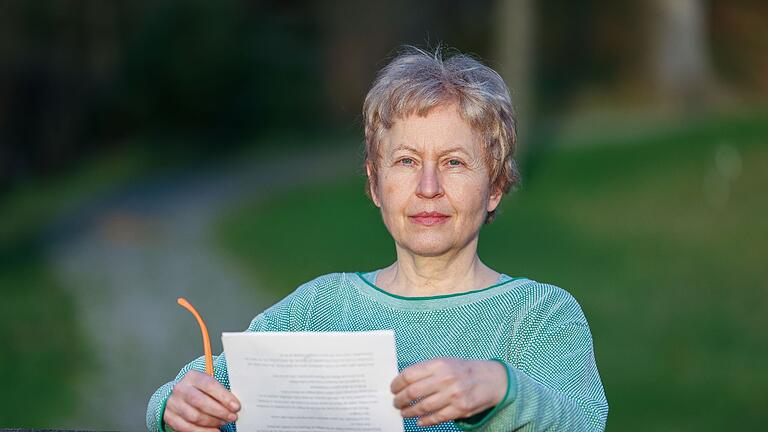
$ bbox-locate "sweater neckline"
[351,270,528,309]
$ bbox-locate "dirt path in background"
[48,146,358,430]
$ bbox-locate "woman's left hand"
[390,357,508,427]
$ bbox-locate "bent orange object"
[177,297,214,377]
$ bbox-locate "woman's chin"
[400,237,455,258]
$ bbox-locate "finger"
[168,385,228,427]
[194,373,241,412]
[400,390,451,418]
[187,388,238,424]
[417,405,462,428]
[390,361,436,394]
[175,398,227,428]
[392,375,443,409]
[165,409,221,432]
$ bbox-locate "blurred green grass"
[216,111,768,431]
[0,245,89,425]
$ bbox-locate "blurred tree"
[0,0,331,191]
[710,0,768,99]
[493,0,534,132]
[110,0,326,142]
[648,0,720,108]
[0,0,99,188]
[317,0,494,124]
[2,0,766,192]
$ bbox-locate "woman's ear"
[487,186,502,213]
[366,161,381,208]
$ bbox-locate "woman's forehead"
[381,106,483,155]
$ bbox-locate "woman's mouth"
[409,212,450,226]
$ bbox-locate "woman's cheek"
[381,176,409,206]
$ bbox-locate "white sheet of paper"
[222,330,405,432]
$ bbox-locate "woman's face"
[368,103,502,258]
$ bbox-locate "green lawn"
[217,111,768,431]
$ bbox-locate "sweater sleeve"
[455,286,609,432]
[145,277,323,432]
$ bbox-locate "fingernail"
[230,402,240,411]
[228,413,238,422]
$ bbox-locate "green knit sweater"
[147,271,608,431]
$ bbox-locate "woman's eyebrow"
[438,147,472,157]
[390,145,472,157]
[390,144,419,153]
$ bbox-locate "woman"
[147,47,608,432]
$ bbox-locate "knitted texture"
[147,271,608,431]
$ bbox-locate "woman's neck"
[375,249,500,297]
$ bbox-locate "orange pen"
[177,297,214,377]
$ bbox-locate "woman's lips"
[409,212,450,226]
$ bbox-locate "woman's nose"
[415,163,444,199]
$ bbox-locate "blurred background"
[1,0,766,430]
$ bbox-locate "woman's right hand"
[163,370,241,432]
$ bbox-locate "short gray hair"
[363,46,520,223]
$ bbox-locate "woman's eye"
[447,159,463,167]
[399,158,415,165]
